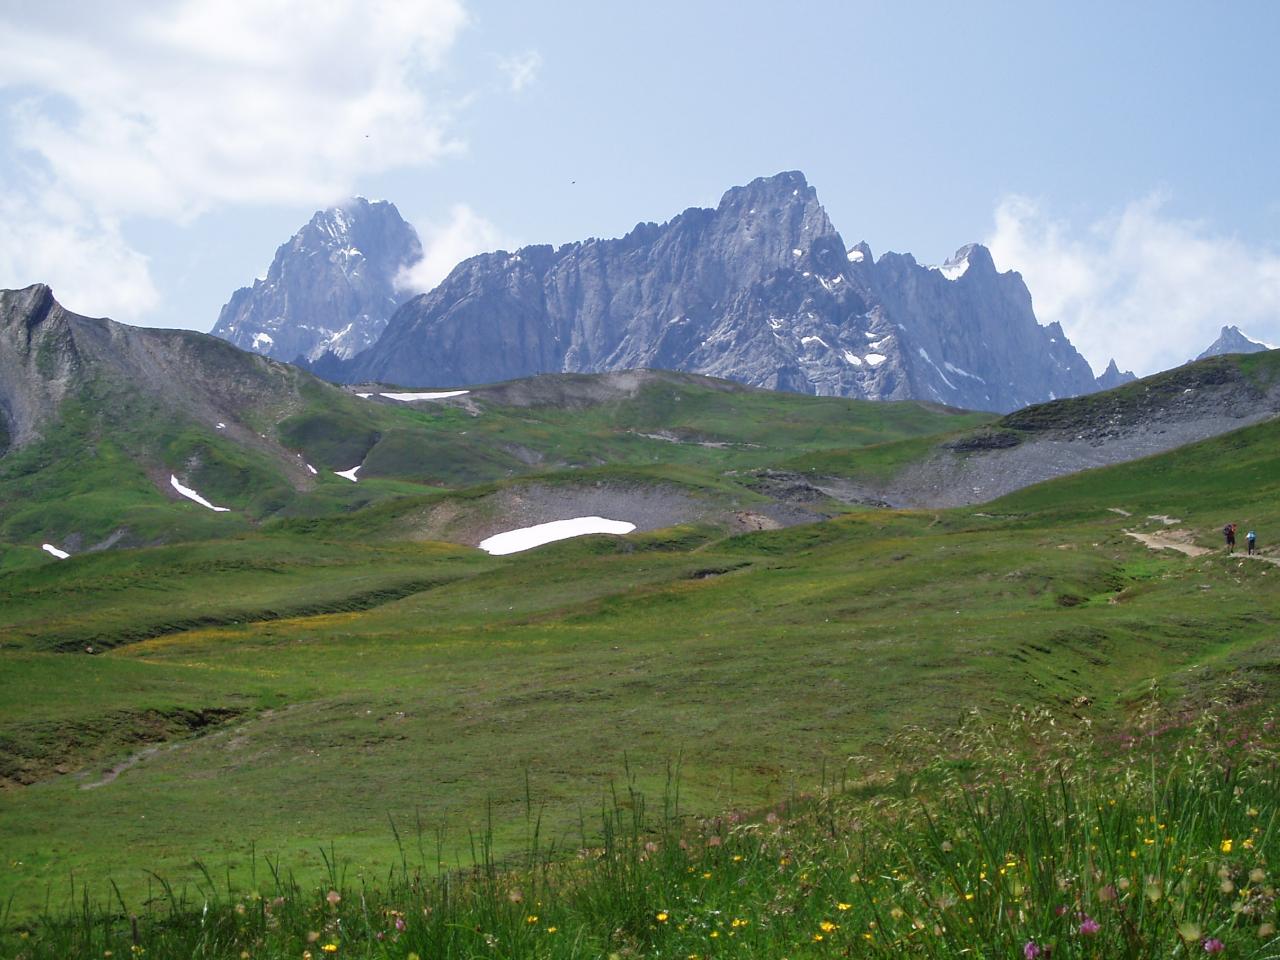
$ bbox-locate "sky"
[1,1,1279,376]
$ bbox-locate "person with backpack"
[1224,522,1237,553]
[1247,529,1257,555]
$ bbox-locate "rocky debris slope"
[213,198,422,363]
[852,354,1280,508]
[0,284,320,474]
[309,172,1103,413]
[1196,325,1274,361]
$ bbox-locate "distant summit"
[1195,325,1274,361]
[1094,358,1137,390]
[212,198,422,363]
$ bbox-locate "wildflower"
[526,915,539,924]
[836,902,852,911]
[1203,938,1225,954]
[731,918,748,928]
[1079,916,1101,936]
[820,920,838,933]
[321,946,338,955]
[1024,941,1042,959]
[326,890,342,907]
[709,931,719,939]
[656,912,668,923]
[407,954,421,960]
[701,871,712,879]
[1251,868,1266,883]
[546,927,557,934]
[394,916,406,933]
[1179,922,1203,942]
[812,933,824,942]
[732,854,744,862]
[1221,839,1234,853]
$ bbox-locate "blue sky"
[1,1,1278,374]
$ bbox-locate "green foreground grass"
[5,703,1278,959]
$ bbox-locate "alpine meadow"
[4,5,1280,958]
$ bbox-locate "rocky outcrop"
[0,284,315,455]
[213,198,422,363]
[1094,359,1137,390]
[1195,325,1274,361]
[331,173,1101,412]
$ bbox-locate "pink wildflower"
[1024,940,1042,958]
[1203,939,1225,954]
[1079,917,1100,936]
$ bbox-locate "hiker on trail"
[1224,523,1237,553]
[1247,529,1257,555]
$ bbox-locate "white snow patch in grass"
[355,392,372,398]
[380,390,470,401]
[479,517,636,555]
[864,353,887,366]
[42,543,70,559]
[306,463,317,475]
[170,475,230,512]
[335,465,362,482]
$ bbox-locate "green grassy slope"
[0,365,987,565]
[2,407,1279,915]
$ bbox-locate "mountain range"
[219,173,1140,413]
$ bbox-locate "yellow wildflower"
[1221,839,1234,853]
[836,902,852,911]
[656,912,669,923]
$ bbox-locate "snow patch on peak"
[847,248,864,262]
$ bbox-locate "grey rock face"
[1,284,314,458]
[328,172,1099,413]
[1094,359,1137,391]
[1195,325,1273,361]
[212,198,422,363]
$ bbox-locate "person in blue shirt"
[1247,529,1257,555]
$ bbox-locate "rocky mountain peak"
[936,243,995,281]
[212,198,422,363]
[1195,324,1274,361]
[1094,358,1137,390]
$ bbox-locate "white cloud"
[987,195,1280,376]
[0,0,468,321]
[396,204,513,294]
[0,0,469,220]
[497,50,542,93]
[0,191,158,321]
